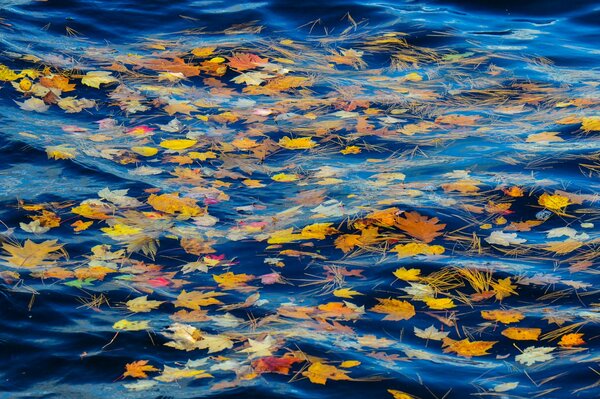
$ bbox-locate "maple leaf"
[302,362,352,385]
[414,325,449,341]
[515,346,555,366]
[213,272,254,289]
[442,337,497,357]
[126,296,164,313]
[252,354,303,375]
[240,335,277,358]
[393,267,421,281]
[174,290,225,310]
[81,71,117,88]
[491,277,517,300]
[147,193,202,218]
[123,360,159,379]
[423,296,456,310]
[370,298,415,321]
[227,53,268,71]
[558,333,585,347]
[196,334,234,353]
[538,193,570,212]
[395,212,445,243]
[1,239,64,269]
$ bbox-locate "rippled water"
[0,1,599,398]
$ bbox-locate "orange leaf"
[395,211,445,243]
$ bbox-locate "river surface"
[0,1,599,398]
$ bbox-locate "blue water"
[0,1,599,398]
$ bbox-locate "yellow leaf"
[339,360,361,368]
[442,337,496,357]
[1,239,64,269]
[272,173,299,182]
[501,327,541,341]
[370,298,415,321]
[278,136,317,150]
[154,366,212,382]
[113,319,150,331]
[333,288,362,298]
[159,139,197,151]
[491,277,517,300]
[213,272,253,289]
[191,47,216,57]
[147,193,202,218]
[174,290,225,310]
[388,390,415,399]
[189,151,217,161]
[0,64,21,81]
[302,362,352,385]
[392,267,421,281]
[581,116,600,132]
[403,72,423,82]
[131,146,158,157]
[81,71,117,88]
[126,296,164,313]
[301,223,338,240]
[538,193,570,211]
[391,242,444,258]
[340,145,361,155]
[423,296,456,310]
[481,309,525,324]
[101,224,142,236]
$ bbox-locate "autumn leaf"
[501,327,541,341]
[481,309,525,324]
[491,277,517,300]
[1,239,64,269]
[392,267,421,281]
[538,193,570,212]
[123,360,159,379]
[515,346,555,366]
[113,319,150,331]
[302,362,352,385]
[278,136,317,150]
[147,193,202,218]
[154,366,212,382]
[252,354,303,375]
[174,290,225,310]
[227,52,268,71]
[370,298,416,321]
[558,333,585,347]
[395,211,446,243]
[423,296,456,310]
[414,325,449,341]
[81,71,118,88]
[159,139,197,151]
[333,288,362,299]
[391,242,444,258]
[442,337,496,357]
[126,296,164,313]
